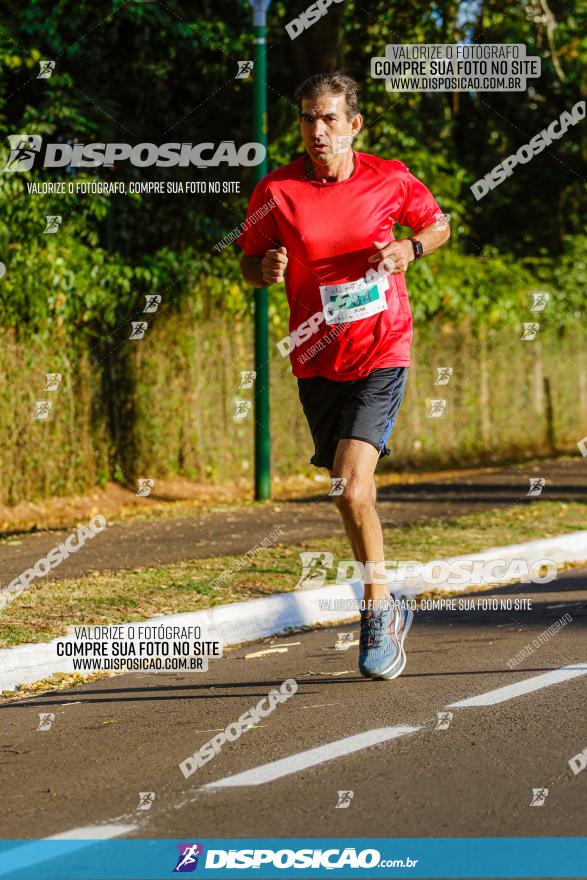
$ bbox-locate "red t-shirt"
[237,150,442,381]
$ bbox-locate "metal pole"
[250,0,271,500]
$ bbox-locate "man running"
[238,72,450,680]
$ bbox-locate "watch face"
[412,238,423,258]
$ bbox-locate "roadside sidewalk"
[1,529,585,692]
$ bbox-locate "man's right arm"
[240,247,288,288]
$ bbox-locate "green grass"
[1,500,585,648]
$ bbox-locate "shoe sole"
[368,605,414,681]
[370,646,407,680]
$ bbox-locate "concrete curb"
[1,530,586,692]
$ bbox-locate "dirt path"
[0,458,584,585]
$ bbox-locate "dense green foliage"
[0,0,585,329]
[0,0,584,491]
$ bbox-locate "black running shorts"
[297,367,408,470]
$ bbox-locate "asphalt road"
[0,569,585,852]
[0,458,585,585]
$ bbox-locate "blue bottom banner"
[0,837,585,879]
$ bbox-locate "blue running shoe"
[393,600,414,672]
[358,604,402,680]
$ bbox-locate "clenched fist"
[262,246,288,284]
[368,239,414,274]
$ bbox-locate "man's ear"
[351,113,363,136]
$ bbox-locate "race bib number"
[319,275,388,325]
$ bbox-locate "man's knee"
[333,478,374,516]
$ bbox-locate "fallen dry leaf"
[245,647,289,659]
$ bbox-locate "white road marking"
[46,823,137,840]
[0,824,137,878]
[204,664,587,789]
[202,725,421,789]
[6,658,585,859]
[447,662,587,707]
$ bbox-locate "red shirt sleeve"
[396,167,442,232]
[237,180,281,257]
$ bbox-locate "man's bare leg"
[331,438,390,604]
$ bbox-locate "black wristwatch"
[408,237,424,259]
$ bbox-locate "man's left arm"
[368,220,450,274]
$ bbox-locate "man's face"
[298,93,362,162]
